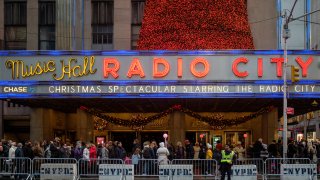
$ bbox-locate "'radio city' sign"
[0,51,319,81]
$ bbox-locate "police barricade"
[264,158,312,180]
[233,158,264,180]
[32,158,77,180]
[171,159,217,180]
[317,158,320,179]
[0,157,32,179]
[280,163,317,180]
[124,159,160,178]
[78,158,124,179]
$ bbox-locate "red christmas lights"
[138,0,254,50]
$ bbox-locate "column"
[0,0,4,49]
[169,111,185,145]
[56,0,72,50]
[83,0,92,50]
[76,109,93,143]
[114,0,131,49]
[27,0,38,50]
[260,108,278,144]
[30,108,45,141]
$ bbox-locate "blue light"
[1,50,320,56]
[101,51,139,56]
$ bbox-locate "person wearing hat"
[233,141,245,160]
[219,144,236,180]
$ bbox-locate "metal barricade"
[78,158,123,179]
[317,158,320,179]
[234,158,264,179]
[128,159,159,177]
[171,159,218,179]
[0,157,32,179]
[32,158,77,180]
[264,158,311,180]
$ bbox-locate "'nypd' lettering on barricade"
[231,165,257,180]
[281,164,317,180]
[159,165,193,180]
[99,164,134,180]
[40,164,77,180]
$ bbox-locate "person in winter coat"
[253,138,264,158]
[157,142,170,165]
[185,139,194,159]
[74,141,83,160]
[193,142,201,159]
[115,142,126,160]
[14,143,24,179]
[175,141,185,159]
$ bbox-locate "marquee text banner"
[0,54,319,81]
[1,84,319,95]
[1,51,320,97]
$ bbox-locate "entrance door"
[225,131,251,147]
[185,131,209,145]
[140,131,167,146]
[110,131,136,153]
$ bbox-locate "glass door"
[224,131,251,147]
[185,131,209,145]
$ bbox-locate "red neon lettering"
[232,57,249,77]
[103,58,120,79]
[257,58,263,77]
[127,58,145,78]
[296,56,313,77]
[270,57,284,77]
[153,58,170,78]
[177,57,183,78]
[190,57,210,78]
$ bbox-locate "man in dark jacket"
[185,139,194,159]
[268,140,278,158]
[253,138,264,158]
[15,143,25,179]
[23,141,34,160]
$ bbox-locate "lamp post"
[281,0,320,158]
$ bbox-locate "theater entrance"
[185,131,210,145]
[140,131,168,146]
[224,131,251,147]
[109,131,136,153]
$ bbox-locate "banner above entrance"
[0,50,319,98]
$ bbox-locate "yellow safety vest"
[221,150,234,164]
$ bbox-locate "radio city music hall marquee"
[0,51,319,98]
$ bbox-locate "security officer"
[219,144,236,180]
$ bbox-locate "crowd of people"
[1,137,320,161]
[1,137,320,162]
[0,136,320,178]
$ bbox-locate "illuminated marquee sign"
[0,50,319,98]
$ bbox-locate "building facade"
[0,0,319,147]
